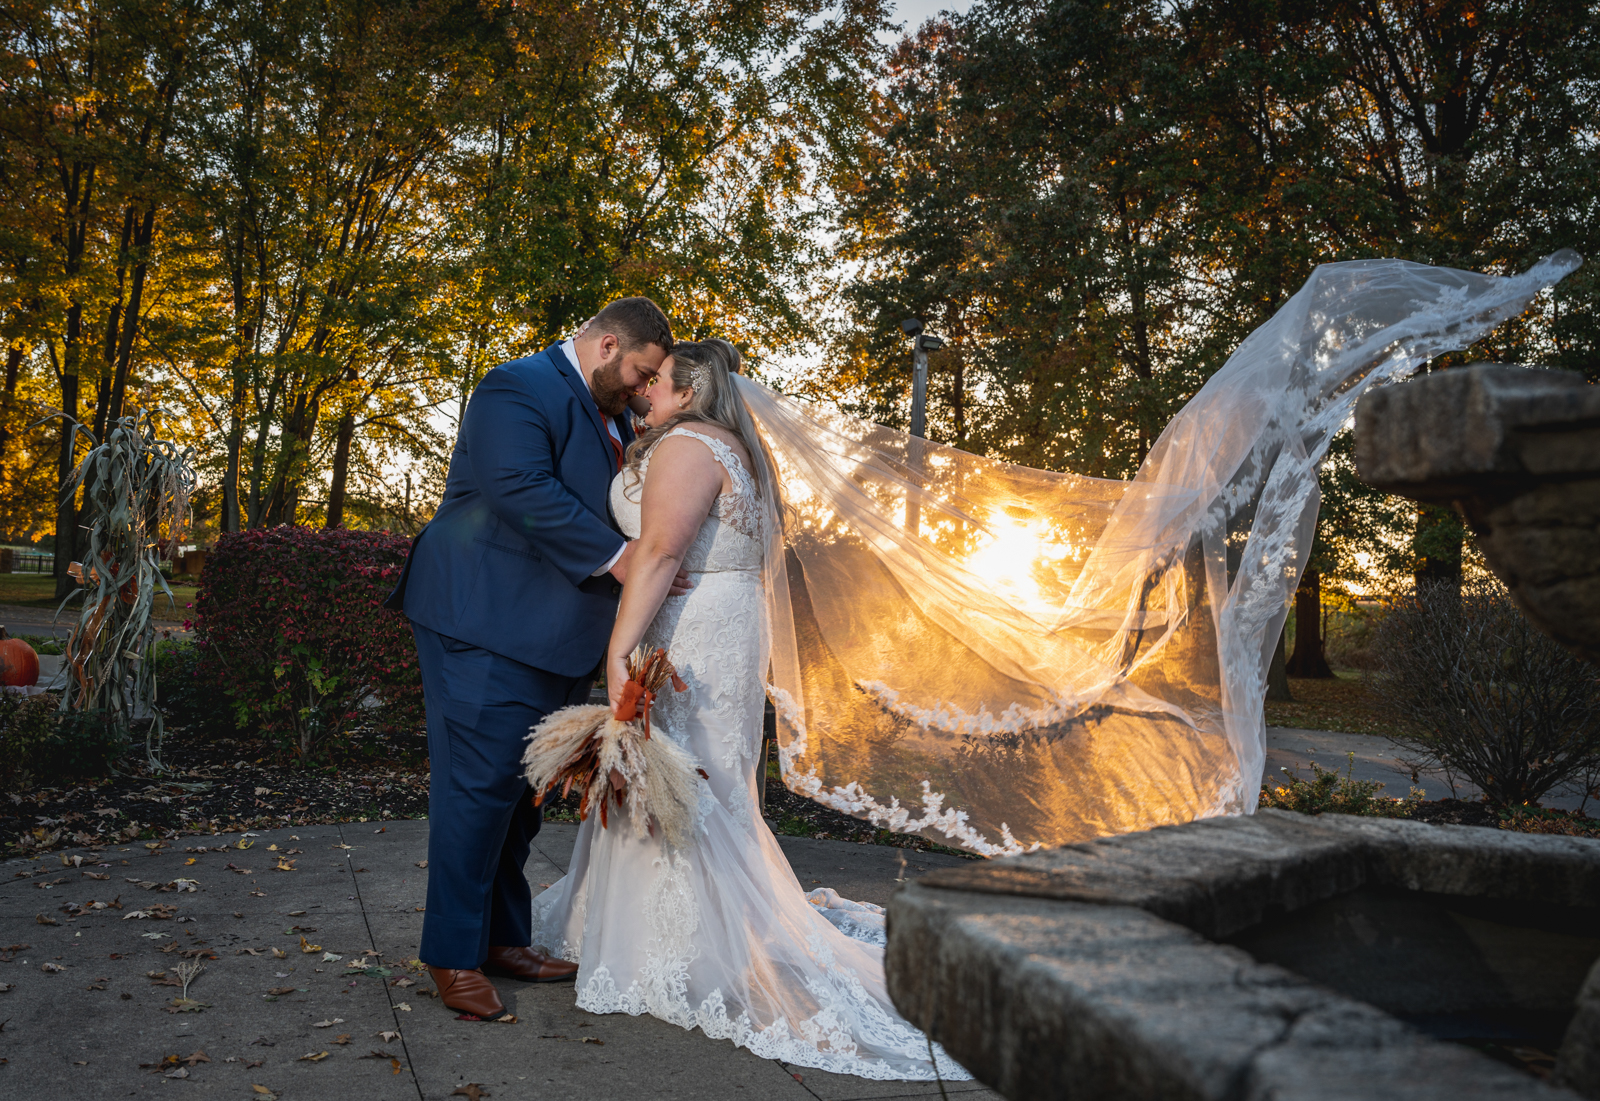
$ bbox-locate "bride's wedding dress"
[531,426,969,1081]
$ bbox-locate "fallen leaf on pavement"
[333,1033,351,1045]
[183,1050,210,1067]
[40,962,65,973]
[82,871,109,880]
[251,1086,277,1100]
[321,951,342,963]
[313,1018,344,1028]
[270,947,287,959]
[361,1048,396,1059]
[394,1002,411,1012]
[237,948,263,956]
[298,1051,328,1062]
[414,860,427,868]
[266,987,297,996]
[164,1066,189,1079]
[298,936,321,954]
[375,1030,399,1042]
[35,914,58,925]
[391,977,415,988]
[392,1058,403,1074]
[287,911,306,917]
[0,982,12,993]
[451,1085,488,1100]
[274,858,296,872]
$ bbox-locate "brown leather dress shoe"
[427,966,506,1018]
[483,945,579,983]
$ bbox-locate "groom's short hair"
[590,297,673,353]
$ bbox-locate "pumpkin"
[0,628,40,688]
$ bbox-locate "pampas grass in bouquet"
[522,647,705,849]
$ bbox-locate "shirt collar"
[560,337,591,393]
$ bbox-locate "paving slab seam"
[339,819,427,1101]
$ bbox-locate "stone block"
[1558,958,1600,1098]
[887,881,1573,1101]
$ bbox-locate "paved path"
[1265,725,1590,812]
[0,819,998,1101]
[0,601,192,640]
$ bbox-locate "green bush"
[1260,753,1420,818]
[35,710,129,776]
[0,692,58,791]
[152,639,234,738]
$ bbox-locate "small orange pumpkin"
[0,628,40,688]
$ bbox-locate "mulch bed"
[3,727,430,856]
[5,726,1592,857]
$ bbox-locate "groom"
[386,297,676,1019]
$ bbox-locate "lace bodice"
[610,427,764,573]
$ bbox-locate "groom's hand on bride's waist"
[608,539,693,596]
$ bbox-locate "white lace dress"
[531,427,970,1081]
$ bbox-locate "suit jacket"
[385,343,634,676]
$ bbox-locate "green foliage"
[0,691,58,791]
[0,691,127,790]
[0,0,888,547]
[827,0,1600,520]
[151,639,232,739]
[1259,753,1420,818]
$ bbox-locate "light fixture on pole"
[900,318,945,440]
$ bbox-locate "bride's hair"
[622,339,778,516]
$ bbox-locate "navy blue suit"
[386,343,632,969]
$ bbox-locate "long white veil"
[736,251,1582,855]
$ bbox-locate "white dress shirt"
[561,338,628,578]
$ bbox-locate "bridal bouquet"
[522,647,705,849]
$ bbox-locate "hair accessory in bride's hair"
[682,360,711,393]
[522,647,706,849]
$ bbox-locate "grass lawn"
[0,572,196,622]
[1264,670,1404,738]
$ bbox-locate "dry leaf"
[298,1051,328,1062]
[376,1030,399,1042]
[414,860,427,868]
[298,936,322,954]
[313,1018,344,1028]
[451,1085,488,1100]
[237,948,263,956]
[270,947,287,959]
[251,1086,276,1100]
[82,871,109,880]
[391,1057,403,1075]
[391,977,415,988]
[361,1048,397,1059]
[266,987,297,996]
[274,858,296,872]
[40,962,65,973]
[394,1002,411,1012]
[333,1033,351,1045]
[321,951,342,963]
[183,1050,210,1066]
[164,1067,189,1079]
[35,914,58,926]
[287,911,306,917]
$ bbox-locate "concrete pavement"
[0,818,998,1101]
[1265,725,1591,812]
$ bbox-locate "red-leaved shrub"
[193,527,421,759]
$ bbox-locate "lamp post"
[900,318,945,534]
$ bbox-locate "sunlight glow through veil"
[737,251,1582,855]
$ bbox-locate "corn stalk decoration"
[57,409,195,770]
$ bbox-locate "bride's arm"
[606,435,727,709]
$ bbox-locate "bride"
[530,338,970,1081]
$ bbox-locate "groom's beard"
[591,361,633,417]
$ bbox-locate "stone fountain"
[883,363,1600,1100]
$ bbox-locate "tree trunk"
[1413,503,1464,598]
[1266,625,1293,702]
[0,341,23,487]
[1286,569,1334,678]
[324,411,355,529]
[54,308,84,600]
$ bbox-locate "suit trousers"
[412,623,591,969]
